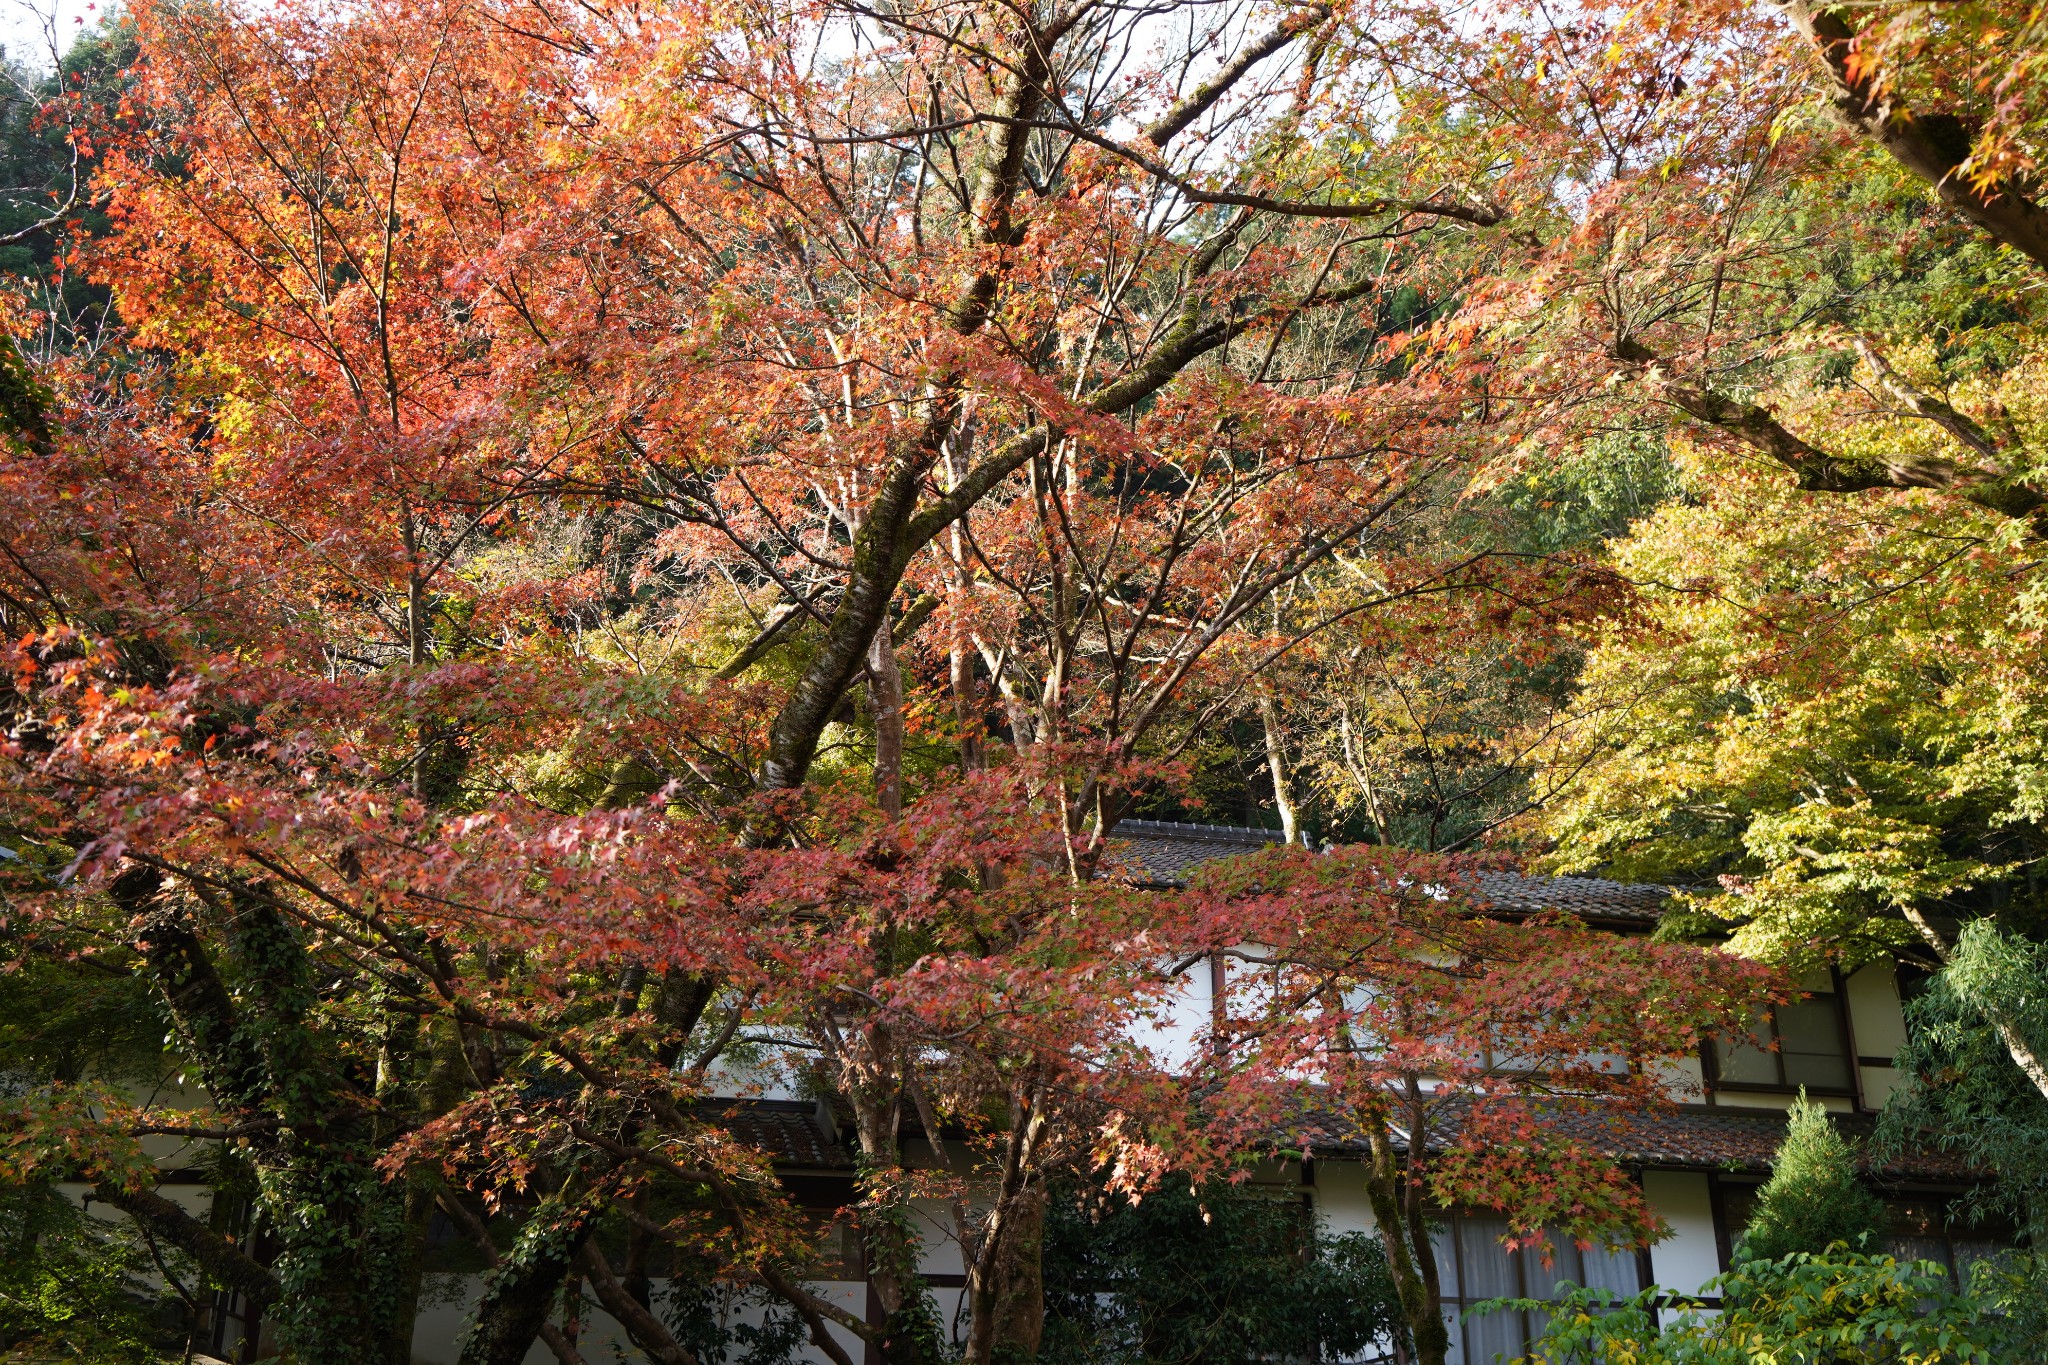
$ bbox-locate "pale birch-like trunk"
[1902,905,2048,1101]
[869,614,904,817]
[1256,683,1300,844]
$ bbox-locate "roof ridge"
[1114,818,1296,844]
[1473,869,1677,893]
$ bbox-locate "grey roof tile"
[701,1099,855,1170]
[1284,1097,1977,1182]
[1106,821,1674,925]
[1110,819,1299,886]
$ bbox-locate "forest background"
[1,0,2046,1361]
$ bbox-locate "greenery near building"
[1490,1093,2039,1362]
[1503,1255,2008,1365]
[1040,1181,1405,1365]
[1734,1096,1887,1265]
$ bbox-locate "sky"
[0,0,101,74]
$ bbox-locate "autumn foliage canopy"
[10,0,2036,1359]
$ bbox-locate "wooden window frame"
[1703,968,1857,1098]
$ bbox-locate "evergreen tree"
[1040,1181,1404,1365]
[1738,1094,1888,1264]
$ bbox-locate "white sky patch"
[0,0,103,74]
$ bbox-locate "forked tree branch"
[91,1181,281,1310]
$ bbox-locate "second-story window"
[1710,972,1854,1093]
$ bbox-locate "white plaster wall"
[702,1049,807,1102]
[907,1195,968,1277]
[1129,957,1212,1073]
[1843,966,1906,1059]
[1710,1090,1851,1114]
[931,1284,971,1355]
[1860,1065,1903,1107]
[1642,1172,1721,1297]
[1308,1160,1378,1237]
[1845,964,1907,1115]
[410,1280,561,1365]
[57,1178,215,1228]
[1653,1055,1707,1104]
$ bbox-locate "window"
[1882,1198,2012,1288]
[1433,1211,1642,1365]
[1710,972,1853,1093]
[1714,1182,2012,1288]
[800,1213,865,1280]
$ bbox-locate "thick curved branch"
[893,591,942,645]
[1852,338,2004,464]
[117,867,269,1112]
[711,590,825,681]
[1613,338,2048,529]
[1143,5,1332,148]
[574,1242,700,1365]
[92,1182,280,1310]
[1780,0,2048,270]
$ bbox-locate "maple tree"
[1468,0,2048,534]
[0,1,1816,1364]
[1142,844,1773,1364]
[1535,430,2048,1088]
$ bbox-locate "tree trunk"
[383,1024,477,1365]
[944,415,984,774]
[1361,1119,1445,1365]
[230,902,419,1365]
[950,640,982,772]
[123,871,422,1365]
[1256,684,1300,844]
[458,1199,594,1365]
[987,1183,1046,1364]
[961,1094,1050,1365]
[846,1079,942,1365]
[870,614,904,817]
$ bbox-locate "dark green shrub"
[1040,1179,1403,1365]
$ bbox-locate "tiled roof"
[1110,819,1300,885]
[1535,1103,1978,1181]
[1106,820,1674,926]
[1470,870,1671,926]
[701,1099,854,1170]
[1283,1098,1978,1183]
[702,1094,1979,1184]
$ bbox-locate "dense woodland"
[1,0,2046,1360]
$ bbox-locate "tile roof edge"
[1113,819,1303,845]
